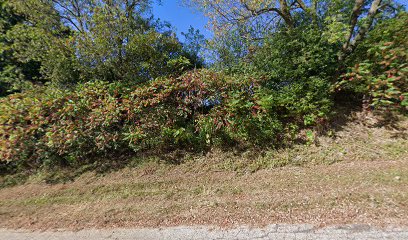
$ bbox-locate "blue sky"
[398,0,408,6]
[153,0,408,41]
[152,0,212,41]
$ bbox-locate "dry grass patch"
[0,114,407,230]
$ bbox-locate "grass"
[0,112,407,230]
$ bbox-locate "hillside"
[1,112,407,230]
[0,0,407,236]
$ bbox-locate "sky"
[153,0,408,41]
[152,0,212,41]
[398,0,408,6]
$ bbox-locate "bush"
[0,68,333,169]
[0,70,232,167]
[249,26,339,85]
[223,26,336,125]
[338,13,408,111]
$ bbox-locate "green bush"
[230,26,335,120]
[338,13,408,111]
[0,70,227,166]
[1,68,333,169]
[249,26,339,85]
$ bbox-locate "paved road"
[1,224,408,240]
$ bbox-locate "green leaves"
[0,66,334,168]
[339,13,408,111]
[1,0,202,91]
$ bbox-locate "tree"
[0,0,42,95]
[5,0,200,86]
[187,0,400,64]
[181,26,206,67]
[73,0,184,83]
[1,0,78,89]
[339,0,394,60]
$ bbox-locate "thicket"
[0,0,407,170]
[339,13,408,109]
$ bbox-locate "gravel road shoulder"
[2,224,408,240]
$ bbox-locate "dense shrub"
[216,26,335,134]
[1,0,406,175]
[338,13,408,111]
[0,70,227,166]
[0,68,332,168]
[248,26,339,85]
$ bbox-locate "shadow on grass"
[1,97,407,188]
[0,147,207,187]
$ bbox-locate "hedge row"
[0,69,331,168]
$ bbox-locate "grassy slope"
[0,112,407,230]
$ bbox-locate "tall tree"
[187,0,399,64]
[5,0,199,85]
[0,0,43,95]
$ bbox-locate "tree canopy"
[0,0,202,92]
[187,0,402,65]
[0,0,406,170]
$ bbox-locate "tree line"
[0,0,406,170]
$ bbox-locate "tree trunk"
[279,0,294,28]
[339,0,383,61]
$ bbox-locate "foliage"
[0,0,42,95]
[0,0,407,173]
[1,0,201,88]
[0,71,217,166]
[248,26,338,82]
[338,13,408,110]
[0,0,78,90]
[73,0,191,83]
[181,26,206,67]
[187,0,400,64]
[216,26,335,130]
[0,67,334,168]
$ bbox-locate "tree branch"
[340,0,383,61]
[342,0,365,55]
[239,0,293,28]
[349,0,383,50]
